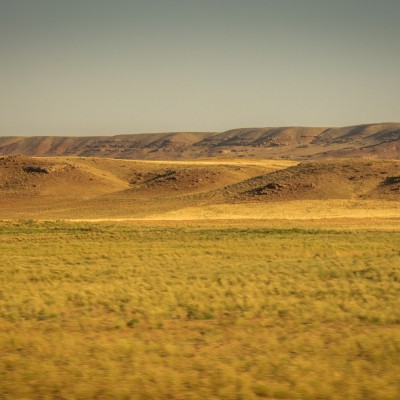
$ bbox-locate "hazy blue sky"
[1,0,399,135]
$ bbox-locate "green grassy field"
[1,221,400,399]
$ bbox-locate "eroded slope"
[1,123,399,160]
[221,159,400,202]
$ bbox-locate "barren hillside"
[220,159,400,202]
[1,123,399,160]
[0,156,290,219]
[0,156,399,220]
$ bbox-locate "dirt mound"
[0,156,128,198]
[222,159,400,202]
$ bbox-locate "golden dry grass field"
[1,221,400,399]
[1,156,400,399]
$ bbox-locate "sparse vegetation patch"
[23,166,49,174]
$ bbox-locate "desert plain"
[1,124,400,399]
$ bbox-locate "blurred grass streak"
[0,221,399,399]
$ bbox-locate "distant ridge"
[0,123,399,160]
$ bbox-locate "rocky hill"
[220,159,400,202]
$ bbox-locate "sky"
[0,0,399,136]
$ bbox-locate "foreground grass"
[0,222,399,399]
